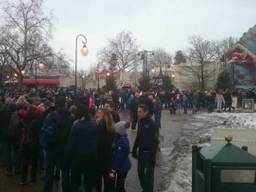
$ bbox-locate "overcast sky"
[43,0,256,71]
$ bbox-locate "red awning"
[23,79,60,85]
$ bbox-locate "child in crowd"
[110,121,131,192]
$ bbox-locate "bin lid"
[200,143,256,165]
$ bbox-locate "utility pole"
[138,50,154,77]
[97,63,100,90]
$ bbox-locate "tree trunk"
[200,62,205,90]
[18,71,24,85]
[0,65,3,88]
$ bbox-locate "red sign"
[23,79,60,85]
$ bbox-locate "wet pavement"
[122,110,188,192]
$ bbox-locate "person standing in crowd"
[6,96,29,176]
[96,107,116,192]
[224,90,232,112]
[164,90,171,109]
[87,93,96,109]
[103,91,114,106]
[191,92,199,114]
[147,94,155,117]
[132,104,159,192]
[61,105,77,192]
[111,121,131,192]
[175,91,182,114]
[207,91,215,113]
[20,104,44,185]
[0,99,12,168]
[182,91,188,114]
[127,92,134,109]
[215,91,225,112]
[169,94,176,115]
[153,96,162,130]
[104,103,120,123]
[130,92,140,131]
[42,96,70,192]
[66,104,99,192]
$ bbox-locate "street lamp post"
[97,63,100,90]
[81,74,85,95]
[75,34,88,95]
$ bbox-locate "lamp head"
[81,42,88,56]
[38,63,45,69]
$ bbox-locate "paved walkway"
[122,110,187,192]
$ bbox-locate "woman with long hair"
[96,107,116,192]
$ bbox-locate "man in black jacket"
[43,96,71,192]
[132,104,159,192]
[66,104,99,192]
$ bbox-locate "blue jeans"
[154,111,161,129]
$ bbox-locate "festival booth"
[227,25,256,111]
[227,25,256,90]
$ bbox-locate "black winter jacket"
[66,120,100,163]
[133,116,159,155]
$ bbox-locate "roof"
[238,25,256,55]
[200,143,256,165]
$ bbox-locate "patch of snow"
[160,112,256,192]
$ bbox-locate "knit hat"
[115,121,130,135]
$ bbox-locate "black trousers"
[71,155,97,192]
[130,111,137,130]
[138,153,155,192]
[115,171,128,192]
[96,172,113,192]
[6,143,20,174]
[20,146,39,182]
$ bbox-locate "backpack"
[127,95,134,106]
[39,111,58,150]
[40,110,71,150]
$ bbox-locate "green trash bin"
[192,136,256,192]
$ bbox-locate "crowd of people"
[0,86,255,192]
[0,87,160,192]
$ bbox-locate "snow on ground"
[195,112,256,129]
[161,112,256,192]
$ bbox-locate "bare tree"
[0,0,52,83]
[98,31,140,72]
[151,48,172,74]
[184,36,217,90]
[214,37,237,71]
[0,48,9,86]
